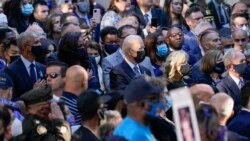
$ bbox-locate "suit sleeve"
[110,68,128,90]
[101,58,112,91]
[216,82,227,93]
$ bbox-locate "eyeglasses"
[45,72,60,79]
[234,38,247,42]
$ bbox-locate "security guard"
[13,85,71,141]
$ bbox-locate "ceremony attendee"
[114,77,163,141]
[46,61,67,101]
[60,65,88,125]
[217,49,248,110]
[228,82,250,139]
[19,86,71,141]
[4,32,46,100]
[110,35,151,90]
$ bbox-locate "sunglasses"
[234,38,247,42]
[45,72,60,79]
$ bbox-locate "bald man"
[210,93,234,126]
[190,84,214,108]
[60,65,88,125]
[232,29,249,52]
[110,35,151,90]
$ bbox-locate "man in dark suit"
[228,82,250,139]
[217,49,248,110]
[4,32,46,100]
[132,0,168,36]
[102,25,153,91]
[110,35,151,90]
[208,0,231,29]
[183,6,205,61]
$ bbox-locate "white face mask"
[11,118,23,137]
[95,56,101,64]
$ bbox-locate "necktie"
[218,5,225,25]
[144,14,149,25]
[30,63,36,84]
[239,79,244,89]
[133,66,141,77]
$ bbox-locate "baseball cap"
[0,73,13,90]
[122,77,164,104]
[77,89,111,120]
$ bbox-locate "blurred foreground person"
[14,86,71,141]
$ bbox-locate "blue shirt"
[114,116,156,141]
[60,91,81,125]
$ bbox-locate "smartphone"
[151,17,158,27]
[93,9,101,24]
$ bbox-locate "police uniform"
[12,86,71,141]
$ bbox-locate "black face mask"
[76,48,89,60]
[180,64,190,76]
[31,45,44,58]
[134,50,145,63]
[234,62,248,76]
[214,62,225,74]
[9,55,20,64]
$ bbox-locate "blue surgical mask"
[21,3,34,16]
[104,44,119,55]
[146,101,164,117]
[165,95,172,110]
[156,44,168,57]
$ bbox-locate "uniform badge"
[37,125,47,135]
[34,120,40,124]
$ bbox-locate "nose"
[239,41,243,45]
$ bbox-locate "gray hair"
[194,21,213,36]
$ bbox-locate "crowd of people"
[0,0,250,140]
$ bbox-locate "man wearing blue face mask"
[73,0,91,28]
[114,77,163,141]
[100,26,120,57]
[217,49,248,112]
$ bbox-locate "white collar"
[229,73,242,87]
[140,8,152,16]
[20,55,35,69]
[199,45,205,56]
[242,108,250,113]
[124,57,137,70]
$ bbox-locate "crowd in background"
[0,0,250,141]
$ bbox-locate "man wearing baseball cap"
[113,77,164,141]
[14,86,71,141]
[0,72,13,100]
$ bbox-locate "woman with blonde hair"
[162,50,192,90]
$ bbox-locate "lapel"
[225,74,240,95]
[35,63,45,79]
[134,6,146,26]
[121,60,135,80]
[16,58,34,85]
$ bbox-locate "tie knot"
[30,63,34,68]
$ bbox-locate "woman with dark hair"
[145,31,168,77]
[57,32,100,89]
[198,50,224,92]
[8,0,34,33]
[163,0,189,33]
[100,0,131,30]
[45,13,62,48]
[87,41,105,90]
[36,38,57,64]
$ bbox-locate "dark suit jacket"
[4,58,45,100]
[228,110,250,139]
[182,31,202,61]
[132,6,168,28]
[110,60,151,90]
[208,1,231,29]
[216,74,243,110]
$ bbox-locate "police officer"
[14,85,71,141]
